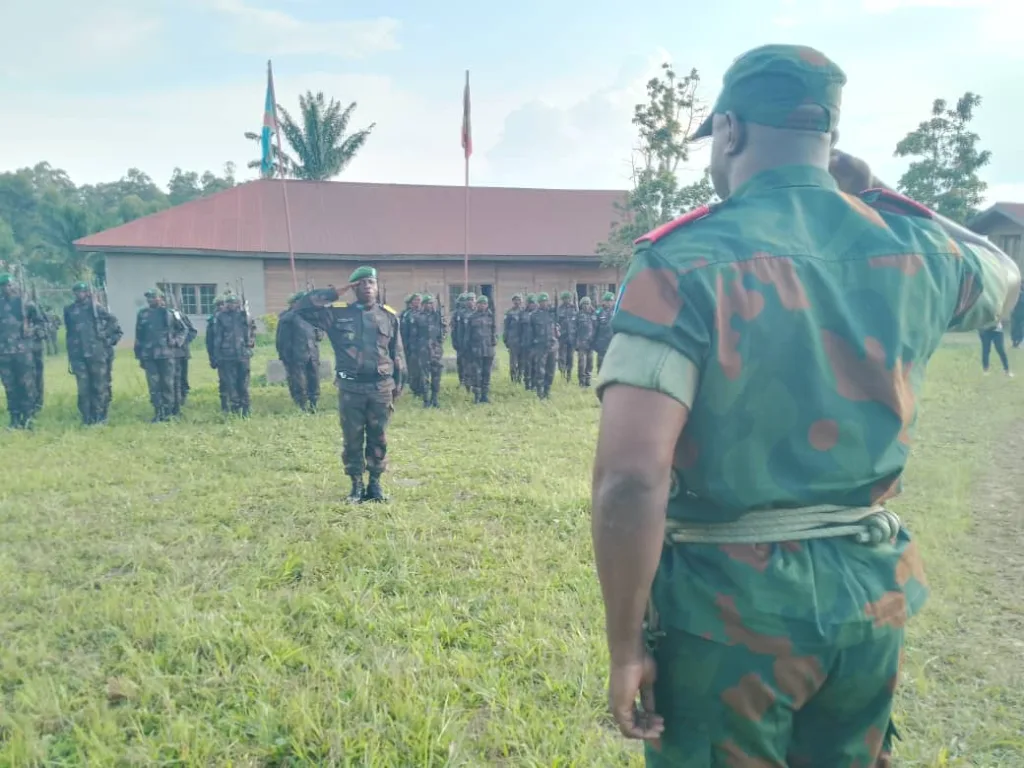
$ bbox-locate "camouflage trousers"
[339,382,393,477]
[408,353,423,396]
[71,357,112,424]
[32,349,44,414]
[557,340,574,381]
[218,359,251,413]
[285,358,320,411]
[46,335,58,356]
[531,347,557,397]
[507,346,523,383]
[596,349,607,373]
[420,358,442,404]
[175,356,191,410]
[645,626,902,766]
[455,349,466,386]
[466,355,493,399]
[142,358,177,417]
[0,352,37,425]
[576,348,593,387]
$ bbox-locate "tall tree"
[244,131,293,177]
[277,91,375,181]
[598,64,716,266]
[894,92,991,224]
[168,163,236,205]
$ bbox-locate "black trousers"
[980,328,1010,372]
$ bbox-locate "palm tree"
[243,131,294,178]
[277,92,374,181]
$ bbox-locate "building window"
[159,283,218,315]
[996,234,1022,261]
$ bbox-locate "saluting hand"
[608,654,663,747]
[828,149,875,196]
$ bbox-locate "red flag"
[461,70,472,159]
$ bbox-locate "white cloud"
[206,0,400,58]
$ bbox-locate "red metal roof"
[74,179,626,259]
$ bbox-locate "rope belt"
[663,504,902,546]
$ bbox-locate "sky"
[1,0,1022,206]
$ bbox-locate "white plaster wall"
[106,253,266,343]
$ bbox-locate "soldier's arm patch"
[948,239,1020,331]
[595,333,699,409]
[328,301,349,308]
[859,189,935,219]
[382,304,397,315]
[634,205,713,245]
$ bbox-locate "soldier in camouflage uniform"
[466,295,497,403]
[0,274,44,428]
[29,303,47,415]
[575,296,596,387]
[411,293,446,408]
[206,296,228,411]
[453,292,475,392]
[400,294,422,397]
[64,281,122,425]
[521,294,538,391]
[529,292,558,399]
[295,266,405,503]
[555,291,577,382]
[172,312,198,414]
[134,288,187,422]
[593,291,615,371]
[45,309,60,356]
[209,294,256,416]
[591,44,1021,766]
[503,294,525,384]
[276,291,323,412]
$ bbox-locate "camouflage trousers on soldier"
[286,358,320,411]
[532,347,556,398]
[0,352,37,427]
[176,356,191,409]
[408,354,423,397]
[645,625,902,766]
[71,357,112,425]
[456,351,466,388]
[577,348,593,387]
[507,346,523,383]
[142,358,177,420]
[339,381,393,478]
[596,349,607,373]
[32,349,44,414]
[219,360,251,415]
[558,340,574,382]
[468,355,493,402]
[421,359,442,407]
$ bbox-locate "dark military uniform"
[30,309,47,415]
[452,293,475,391]
[276,294,323,412]
[172,313,198,414]
[0,276,43,428]
[466,298,497,403]
[555,294,577,382]
[296,275,405,501]
[400,295,422,397]
[1011,292,1024,348]
[593,292,615,371]
[206,298,227,411]
[410,295,446,407]
[45,310,61,356]
[64,286,122,425]
[520,295,539,390]
[529,294,558,399]
[503,296,525,383]
[134,291,187,422]
[575,298,596,387]
[209,301,256,415]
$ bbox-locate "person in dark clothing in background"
[980,320,1013,377]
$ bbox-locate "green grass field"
[1,342,1022,766]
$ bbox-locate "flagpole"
[269,60,298,292]
[462,70,471,292]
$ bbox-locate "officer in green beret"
[209,293,257,416]
[556,290,578,383]
[466,294,497,403]
[528,292,558,399]
[452,292,476,392]
[63,280,123,425]
[295,266,405,502]
[574,296,596,387]
[503,293,526,385]
[134,288,187,422]
[593,291,616,372]
[205,296,229,411]
[0,272,45,428]
[591,44,1022,763]
[276,290,323,412]
[409,293,446,407]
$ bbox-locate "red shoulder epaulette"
[859,188,935,220]
[634,204,713,245]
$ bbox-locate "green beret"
[411,293,421,300]
[225,294,239,303]
[464,292,476,300]
[602,291,615,301]
[477,296,489,305]
[73,281,90,291]
[348,266,377,283]
[512,293,523,301]
[538,292,550,302]
[526,293,537,303]
[580,296,592,305]
[559,291,572,300]
[422,293,434,303]
[0,274,11,286]
[144,289,162,298]
[214,296,226,306]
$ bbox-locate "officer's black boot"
[346,475,365,503]
[481,388,490,404]
[308,397,318,413]
[363,474,386,503]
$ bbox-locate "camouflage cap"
[602,291,615,301]
[0,274,11,286]
[693,44,846,139]
[580,296,592,305]
[559,291,573,300]
[538,292,550,302]
[422,293,434,303]
[348,266,377,283]
[72,281,90,291]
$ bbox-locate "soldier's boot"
[241,406,251,418]
[346,475,365,504]
[481,388,490,404]
[473,389,481,404]
[151,407,164,423]
[363,474,386,503]
[308,397,318,413]
[423,396,431,408]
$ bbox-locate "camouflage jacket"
[575,309,596,350]
[593,308,613,353]
[0,295,45,356]
[64,300,122,361]
[467,309,497,357]
[529,307,559,351]
[173,314,198,360]
[556,303,577,345]
[276,309,321,364]
[209,309,256,364]
[410,309,446,363]
[503,308,524,349]
[451,306,472,351]
[598,164,1017,645]
[134,306,187,360]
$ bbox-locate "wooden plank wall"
[263,259,621,315]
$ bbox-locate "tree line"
[0,90,373,287]
[600,64,993,265]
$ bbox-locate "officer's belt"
[663,504,901,546]
[336,371,389,383]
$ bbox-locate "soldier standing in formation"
[575,296,596,388]
[295,266,405,503]
[503,293,525,384]
[400,293,422,397]
[64,281,122,425]
[276,290,323,412]
[555,291,577,383]
[29,303,47,416]
[208,294,256,416]
[410,293,445,408]
[205,297,227,411]
[134,288,186,422]
[0,274,44,429]
[520,294,538,391]
[529,292,558,399]
[466,295,497,403]
[45,309,61,356]
[173,312,198,414]
[592,291,615,372]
